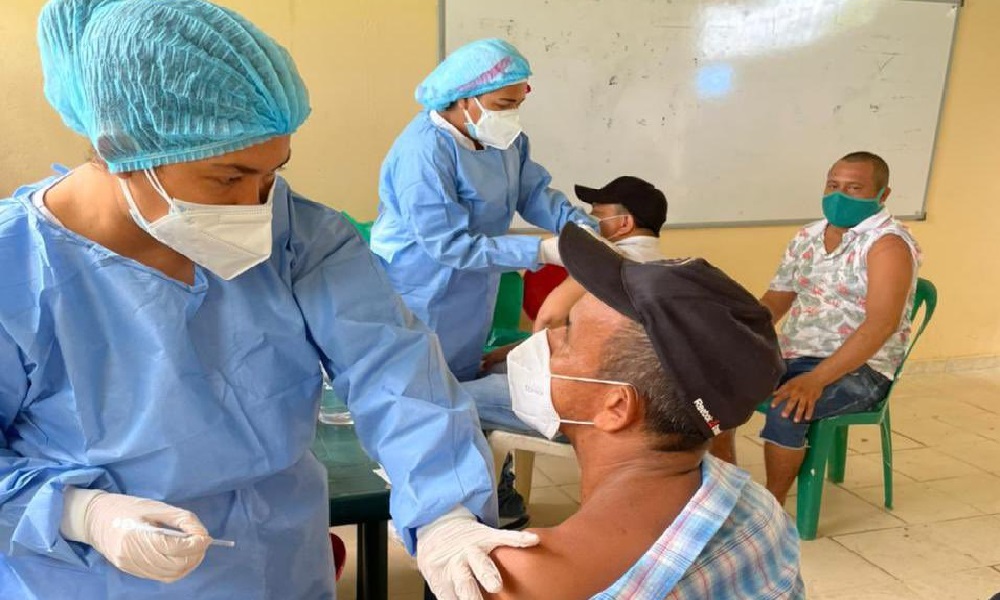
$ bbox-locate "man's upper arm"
[486,543,570,600]
[533,278,586,331]
[760,290,796,323]
[864,235,914,332]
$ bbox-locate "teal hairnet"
[38,0,310,173]
[415,38,531,111]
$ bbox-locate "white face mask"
[507,330,631,439]
[464,97,523,150]
[119,169,274,280]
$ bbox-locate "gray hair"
[598,319,707,451]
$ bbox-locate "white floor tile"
[788,485,906,537]
[937,411,1000,443]
[924,473,1000,514]
[936,438,1000,476]
[834,525,982,579]
[734,433,766,466]
[848,429,923,455]
[904,566,1000,600]
[917,515,1000,566]
[532,453,581,486]
[808,581,922,600]
[853,480,984,525]
[887,447,986,482]
[834,453,916,491]
[890,395,990,423]
[524,485,579,528]
[558,483,581,503]
[890,417,989,448]
[799,538,897,595]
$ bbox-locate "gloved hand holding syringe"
[61,488,233,582]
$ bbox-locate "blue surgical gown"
[371,112,592,382]
[0,176,496,599]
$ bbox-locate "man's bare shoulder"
[485,506,666,600]
[485,528,584,600]
[868,232,912,257]
[485,524,621,600]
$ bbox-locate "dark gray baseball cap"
[559,222,784,439]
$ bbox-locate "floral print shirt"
[769,209,921,379]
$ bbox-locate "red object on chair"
[522,265,569,321]
[330,532,347,581]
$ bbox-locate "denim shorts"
[760,357,892,449]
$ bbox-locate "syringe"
[152,527,236,548]
[118,520,236,548]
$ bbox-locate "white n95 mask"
[507,329,631,439]
[119,169,274,280]
[464,97,523,150]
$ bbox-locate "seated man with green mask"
[715,151,922,506]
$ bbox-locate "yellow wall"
[1,0,436,210]
[2,0,998,363]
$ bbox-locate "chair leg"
[796,425,834,541]
[491,446,509,487]
[880,409,894,510]
[511,450,536,505]
[827,426,849,484]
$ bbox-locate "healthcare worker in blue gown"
[371,39,595,385]
[0,2,538,599]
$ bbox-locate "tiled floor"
[333,368,1000,599]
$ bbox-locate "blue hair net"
[38,0,310,173]
[415,38,531,111]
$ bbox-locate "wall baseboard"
[903,355,1000,375]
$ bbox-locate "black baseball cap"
[559,222,784,440]
[574,176,668,236]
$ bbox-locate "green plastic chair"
[484,272,532,353]
[341,212,372,244]
[759,278,937,540]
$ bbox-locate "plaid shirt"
[593,456,804,599]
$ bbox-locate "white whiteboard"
[444,0,959,227]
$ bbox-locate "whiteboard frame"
[439,0,963,230]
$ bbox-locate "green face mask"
[822,188,885,228]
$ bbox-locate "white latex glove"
[417,506,540,600]
[537,236,563,266]
[61,487,211,583]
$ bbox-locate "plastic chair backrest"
[522,265,570,321]
[493,272,526,331]
[342,212,373,244]
[894,278,938,380]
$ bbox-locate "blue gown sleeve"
[391,144,543,272]
[0,325,116,566]
[287,198,497,554]
[515,134,596,232]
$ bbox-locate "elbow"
[425,237,483,270]
[861,317,900,342]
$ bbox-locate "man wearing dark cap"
[483,223,804,599]
[533,176,668,331]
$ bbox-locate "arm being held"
[533,278,586,332]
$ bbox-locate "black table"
[313,420,391,600]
